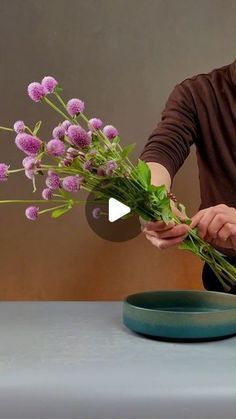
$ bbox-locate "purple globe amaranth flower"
[25,206,39,221]
[89,118,103,131]
[106,160,118,171]
[62,175,83,192]
[22,156,35,170]
[25,169,34,179]
[61,156,73,167]
[42,188,53,200]
[67,125,91,148]
[22,156,41,172]
[92,207,101,219]
[97,166,106,176]
[52,125,65,139]
[41,76,58,94]
[45,172,61,190]
[0,163,9,182]
[66,147,79,158]
[87,130,93,141]
[13,120,25,134]
[62,120,71,133]
[103,125,118,140]
[67,98,85,117]
[83,160,92,172]
[27,82,45,102]
[15,133,42,156]
[89,149,98,156]
[46,139,65,157]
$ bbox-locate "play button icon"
[85,178,141,242]
[108,198,131,222]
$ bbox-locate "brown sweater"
[140,60,236,210]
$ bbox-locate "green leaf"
[158,197,171,209]
[33,120,42,135]
[121,143,136,158]
[161,206,172,224]
[178,203,189,219]
[136,159,151,189]
[54,86,63,94]
[147,184,167,199]
[51,207,71,218]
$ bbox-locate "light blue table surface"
[0,302,235,419]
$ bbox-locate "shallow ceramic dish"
[123,290,236,341]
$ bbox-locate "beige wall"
[0,0,235,300]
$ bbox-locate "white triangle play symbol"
[108,198,131,222]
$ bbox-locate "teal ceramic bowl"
[123,290,236,341]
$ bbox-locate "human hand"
[140,201,190,250]
[190,204,236,250]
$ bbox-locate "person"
[140,59,236,294]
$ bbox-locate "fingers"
[145,231,188,249]
[156,224,189,239]
[191,205,231,239]
[218,223,236,242]
[144,224,189,250]
[190,208,216,238]
[144,220,175,232]
[207,213,230,239]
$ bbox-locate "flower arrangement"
[0,76,235,290]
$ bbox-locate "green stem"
[25,126,34,135]
[9,168,25,174]
[43,97,70,121]
[39,204,68,215]
[0,200,67,204]
[0,126,14,132]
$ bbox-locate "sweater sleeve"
[139,82,198,180]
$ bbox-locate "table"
[0,302,235,419]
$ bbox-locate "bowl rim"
[123,289,236,315]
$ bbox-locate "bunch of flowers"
[0,76,235,290]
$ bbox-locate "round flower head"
[97,166,105,177]
[67,98,85,117]
[27,82,44,102]
[83,160,92,172]
[45,172,61,190]
[92,207,101,219]
[42,188,53,200]
[22,156,35,170]
[24,169,34,179]
[41,76,58,94]
[89,118,103,131]
[13,120,25,134]
[66,147,79,158]
[103,125,118,140]
[15,133,42,156]
[61,156,73,167]
[22,157,41,172]
[46,139,65,157]
[0,163,9,182]
[52,125,65,139]
[62,175,82,192]
[62,120,71,133]
[89,149,98,156]
[25,206,39,221]
[67,125,91,148]
[105,160,118,176]
[87,130,93,141]
[106,160,118,171]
